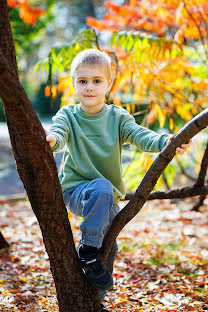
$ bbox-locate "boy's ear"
[107,78,113,91]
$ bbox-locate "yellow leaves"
[4,289,22,293]
[147,102,166,127]
[20,277,28,283]
[175,104,192,121]
[140,154,153,172]
[156,104,166,128]
[169,117,174,131]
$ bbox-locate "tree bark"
[0,2,100,311]
[0,231,9,249]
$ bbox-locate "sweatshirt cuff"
[51,134,61,152]
[159,134,170,151]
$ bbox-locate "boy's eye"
[94,79,101,83]
[79,80,86,84]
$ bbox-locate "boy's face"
[73,64,111,114]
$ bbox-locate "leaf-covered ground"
[0,198,208,311]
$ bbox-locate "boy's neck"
[80,103,105,115]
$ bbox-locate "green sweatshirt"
[50,104,169,203]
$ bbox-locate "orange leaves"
[19,2,45,25]
[7,0,46,25]
[106,1,141,19]
[7,0,20,8]
[89,0,208,42]
[44,86,57,99]
[104,13,131,26]
[87,1,141,32]
[174,29,185,44]
[86,17,119,32]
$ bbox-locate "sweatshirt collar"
[77,104,107,119]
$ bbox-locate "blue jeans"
[63,178,120,301]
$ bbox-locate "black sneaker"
[77,244,113,291]
[100,304,109,311]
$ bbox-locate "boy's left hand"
[168,135,191,155]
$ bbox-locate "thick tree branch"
[101,109,208,261]
[148,185,208,200]
[126,185,208,200]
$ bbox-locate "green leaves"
[35,29,97,73]
[110,30,183,63]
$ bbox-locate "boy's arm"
[48,110,70,152]
[120,112,191,154]
[120,113,169,152]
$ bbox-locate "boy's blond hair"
[71,49,111,80]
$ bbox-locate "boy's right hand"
[45,129,57,148]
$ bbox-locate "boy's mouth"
[84,95,96,97]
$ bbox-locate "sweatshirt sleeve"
[120,110,169,152]
[49,108,70,152]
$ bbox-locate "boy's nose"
[86,83,93,91]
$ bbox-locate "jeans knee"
[93,178,113,197]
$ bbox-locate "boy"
[46,49,189,311]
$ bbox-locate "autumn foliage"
[87,0,208,40]
[7,0,45,25]
[85,0,208,132]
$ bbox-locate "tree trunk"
[0,2,100,311]
[0,231,9,249]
